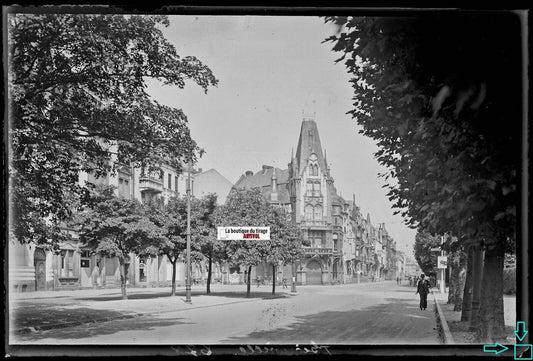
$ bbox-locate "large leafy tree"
[214,188,272,297]
[78,186,163,300]
[413,230,440,277]
[145,195,207,296]
[191,193,225,294]
[325,12,522,342]
[262,207,306,295]
[8,13,217,248]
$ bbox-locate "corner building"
[234,118,344,285]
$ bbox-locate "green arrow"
[483,343,508,354]
[515,321,528,342]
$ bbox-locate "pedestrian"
[256,275,261,288]
[396,276,399,284]
[282,278,288,288]
[415,274,431,310]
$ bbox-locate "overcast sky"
[146,15,417,255]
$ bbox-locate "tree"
[145,195,206,296]
[8,14,217,248]
[413,230,440,277]
[324,13,521,342]
[215,188,272,297]
[191,193,226,294]
[262,207,306,295]
[78,186,163,299]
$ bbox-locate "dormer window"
[308,154,319,176]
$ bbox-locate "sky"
[146,15,417,256]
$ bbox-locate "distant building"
[192,168,233,205]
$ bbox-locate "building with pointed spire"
[233,116,398,285]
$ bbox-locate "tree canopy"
[77,185,163,299]
[413,230,440,277]
[324,12,523,342]
[324,13,521,247]
[8,14,218,247]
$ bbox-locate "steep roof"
[294,120,327,175]
[233,166,290,204]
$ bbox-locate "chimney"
[262,165,273,174]
[245,171,253,177]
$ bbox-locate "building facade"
[9,161,233,292]
[233,117,400,285]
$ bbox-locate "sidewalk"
[432,290,516,344]
[8,284,292,334]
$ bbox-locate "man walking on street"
[415,274,430,310]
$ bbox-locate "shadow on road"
[224,298,438,345]
[11,307,141,333]
[14,314,191,341]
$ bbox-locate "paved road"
[10,281,439,345]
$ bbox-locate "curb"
[432,291,455,344]
[13,297,260,335]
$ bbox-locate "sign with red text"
[217,227,270,240]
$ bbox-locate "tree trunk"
[461,246,474,321]
[206,254,213,294]
[272,264,276,295]
[119,257,128,300]
[476,242,506,343]
[470,246,484,331]
[454,249,467,311]
[171,258,177,296]
[447,251,457,304]
[246,265,252,297]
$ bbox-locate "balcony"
[304,247,334,255]
[300,220,328,229]
[139,176,163,193]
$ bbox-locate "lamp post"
[291,261,297,293]
[185,161,192,304]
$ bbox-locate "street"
[10,281,439,345]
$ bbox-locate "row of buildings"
[9,117,411,291]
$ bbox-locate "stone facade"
[233,117,400,285]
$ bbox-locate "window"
[313,182,321,196]
[305,205,313,221]
[175,176,179,193]
[306,182,313,195]
[306,182,321,197]
[313,205,322,221]
[118,177,131,199]
[168,173,172,189]
[309,164,318,176]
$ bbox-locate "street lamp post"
[185,161,192,304]
[291,261,297,293]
